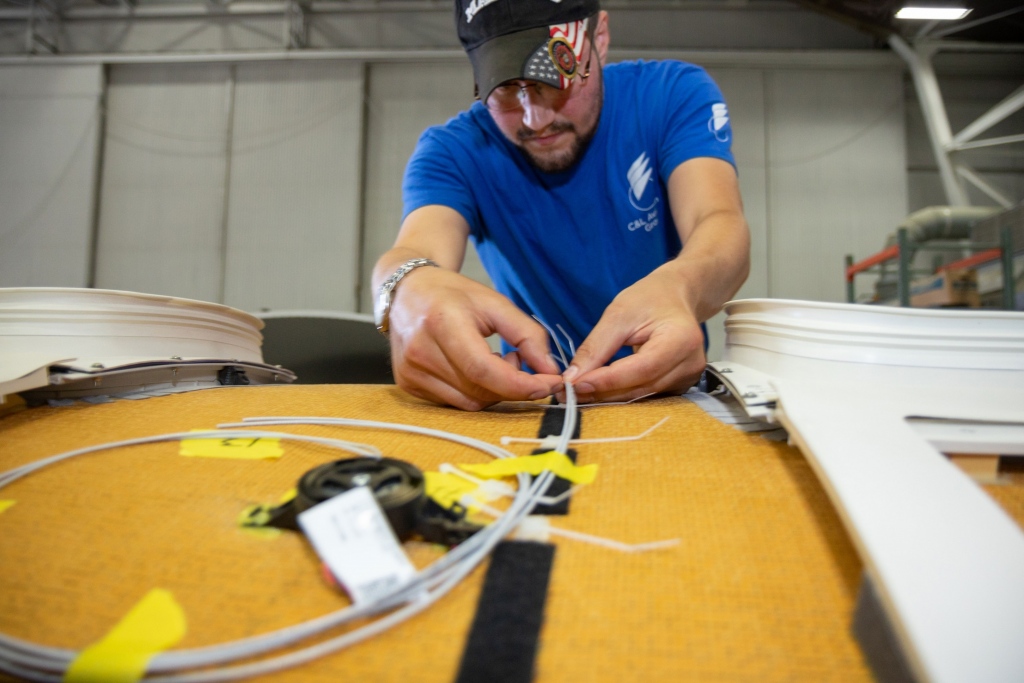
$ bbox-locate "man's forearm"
[661,208,750,323]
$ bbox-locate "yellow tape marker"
[236,488,297,539]
[461,452,597,485]
[424,472,480,511]
[179,432,283,460]
[64,589,186,683]
[0,500,15,514]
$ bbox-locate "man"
[372,0,749,411]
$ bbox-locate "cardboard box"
[910,268,980,308]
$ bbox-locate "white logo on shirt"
[626,152,659,213]
[708,103,730,142]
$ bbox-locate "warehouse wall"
[4,49,1021,361]
[0,55,912,362]
[92,61,364,310]
[0,65,102,288]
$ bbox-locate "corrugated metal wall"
[0,65,102,288]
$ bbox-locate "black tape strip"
[531,406,582,515]
[538,405,581,439]
[454,540,556,683]
[852,572,919,683]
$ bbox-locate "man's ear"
[593,10,610,64]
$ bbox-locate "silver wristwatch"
[374,258,439,337]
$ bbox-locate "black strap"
[531,406,581,515]
[852,572,919,683]
[454,541,556,683]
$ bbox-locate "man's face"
[486,41,604,174]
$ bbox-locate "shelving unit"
[845,224,1017,308]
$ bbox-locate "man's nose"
[521,96,556,132]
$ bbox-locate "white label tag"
[297,487,417,604]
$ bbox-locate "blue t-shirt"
[403,60,735,360]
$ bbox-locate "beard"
[515,119,599,173]
[514,76,603,174]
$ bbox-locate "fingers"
[501,350,521,370]
[438,330,560,401]
[397,363,496,412]
[395,306,560,408]
[563,321,630,384]
[572,324,705,403]
[387,268,561,408]
[483,297,561,376]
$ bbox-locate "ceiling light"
[895,7,973,20]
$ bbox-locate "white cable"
[534,316,570,370]
[0,386,579,682]
[0,430,380,490]
[554,324,577,358]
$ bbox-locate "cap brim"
[468,26,554,103]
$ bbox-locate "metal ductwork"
[885,205,1001,247]
[874,205,1002,303]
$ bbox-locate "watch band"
[374,258,439,337]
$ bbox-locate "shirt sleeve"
[657,62,736,180]
[401,127,483,237]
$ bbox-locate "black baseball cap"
[455,0,600,101]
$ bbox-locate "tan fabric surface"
[0,385,1016,682]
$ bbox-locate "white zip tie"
[553,393,658,408]
[512,516,551,542]
[438,463,582,507]
[501,392,658,410]
[500,417,669,447]
[465,497,681,554]
[537,435,561,450]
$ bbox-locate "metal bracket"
[705,360,779,422]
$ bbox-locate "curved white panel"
[0,287,289,401]
[721,299,1024,683]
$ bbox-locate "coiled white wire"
[0,385,578,682]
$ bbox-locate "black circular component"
[261,456,482,546]
[294,457,425,540]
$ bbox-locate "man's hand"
[563,266,706,403]
[387,265,563,411]
[562,157,749,402]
